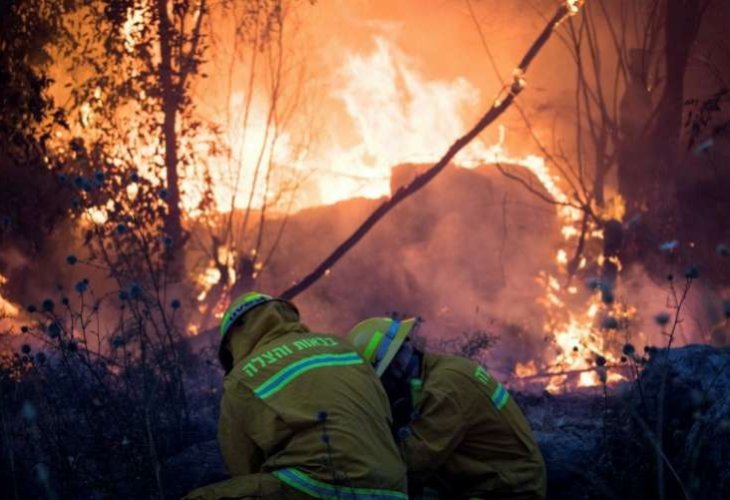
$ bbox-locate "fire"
[0,273,20,318]
[528,192,634,392]
[565,0,586,16]
[302,37,632,392]
[304,38,567,208]
[185,35,634,392]
[46,5,629,393]
[195,266,223,302]
[0,273,22,337]
[122,4,146,54]
[556,250,568,265]
[84,205,110,225]
[515,360,537,378]
[194,37,567,213]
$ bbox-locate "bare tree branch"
[279,2,584,300]
[494,163,577,208]
[178,0,207,93]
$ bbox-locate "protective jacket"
[185,301,408,499]
[402,353,546,500]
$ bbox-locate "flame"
[122,5,146,53]
[515,360,538,378]
[565,0,586,16]
[530,192,633,392]
[84,206,110,225]
[186,36,634,392]
[195,265,222,302]
[64,6,631,393]
[0,273,22,338]
[187,96,304,215]
[556,249,568,265]
[0,273,20,318]
[193,37,568,213]
[302,37,631,392]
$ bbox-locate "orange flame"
[79,7,634,393]
[0,273,20,318]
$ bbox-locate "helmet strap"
[403,349,421,379]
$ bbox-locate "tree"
[56,0,209,267]
[0,0,78,304]
[476,0,720,280]
[154,0,207,254]
[191,0,313,326]
[0,4,203,496]
[560,0,723,281]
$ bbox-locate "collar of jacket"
[419,351,438,381]
[226,301,309,368]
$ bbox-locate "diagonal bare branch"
[279,1,585,300]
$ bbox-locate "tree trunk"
[617,0,707,269]
[156,0,184,259]
[617,48,654,214]
[646,0,703,228]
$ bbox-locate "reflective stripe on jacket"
[402,353,546,499]
[219,302,408,498]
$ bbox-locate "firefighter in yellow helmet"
[184,293,408,499]
[348,317,546,500]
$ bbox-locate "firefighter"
[184,293,408,499]
[348,317,546,500]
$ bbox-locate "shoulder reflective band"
[474,366,491,385]
[273,468,408,499]
[374,319,401,368]
[491,383,510,410]
[254,352,363,399]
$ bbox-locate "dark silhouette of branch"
[178,0,207,93]
[279,2,583,300]
[466,0,591,209]
[494,163,576,208]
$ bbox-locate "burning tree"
[450,0,730,392]
[189,0,314,331]
[54,0,210,264]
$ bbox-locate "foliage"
[684,87,730,150]
[51,0,213,255]
[187,0,313,328]
[579,272,730,500]
[0,3,221,486]
[0,0,68,154]
[0,0,77,255]
[0,267,220,499]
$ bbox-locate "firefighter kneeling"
[348,317,546,500]
[184,293,407,499]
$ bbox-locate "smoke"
[250,161,562,377]
[9,0,728,388]
[618,264,728,349]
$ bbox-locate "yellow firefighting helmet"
[219,291,276,340]
[347,317,419,376]
[218,291,299,374]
